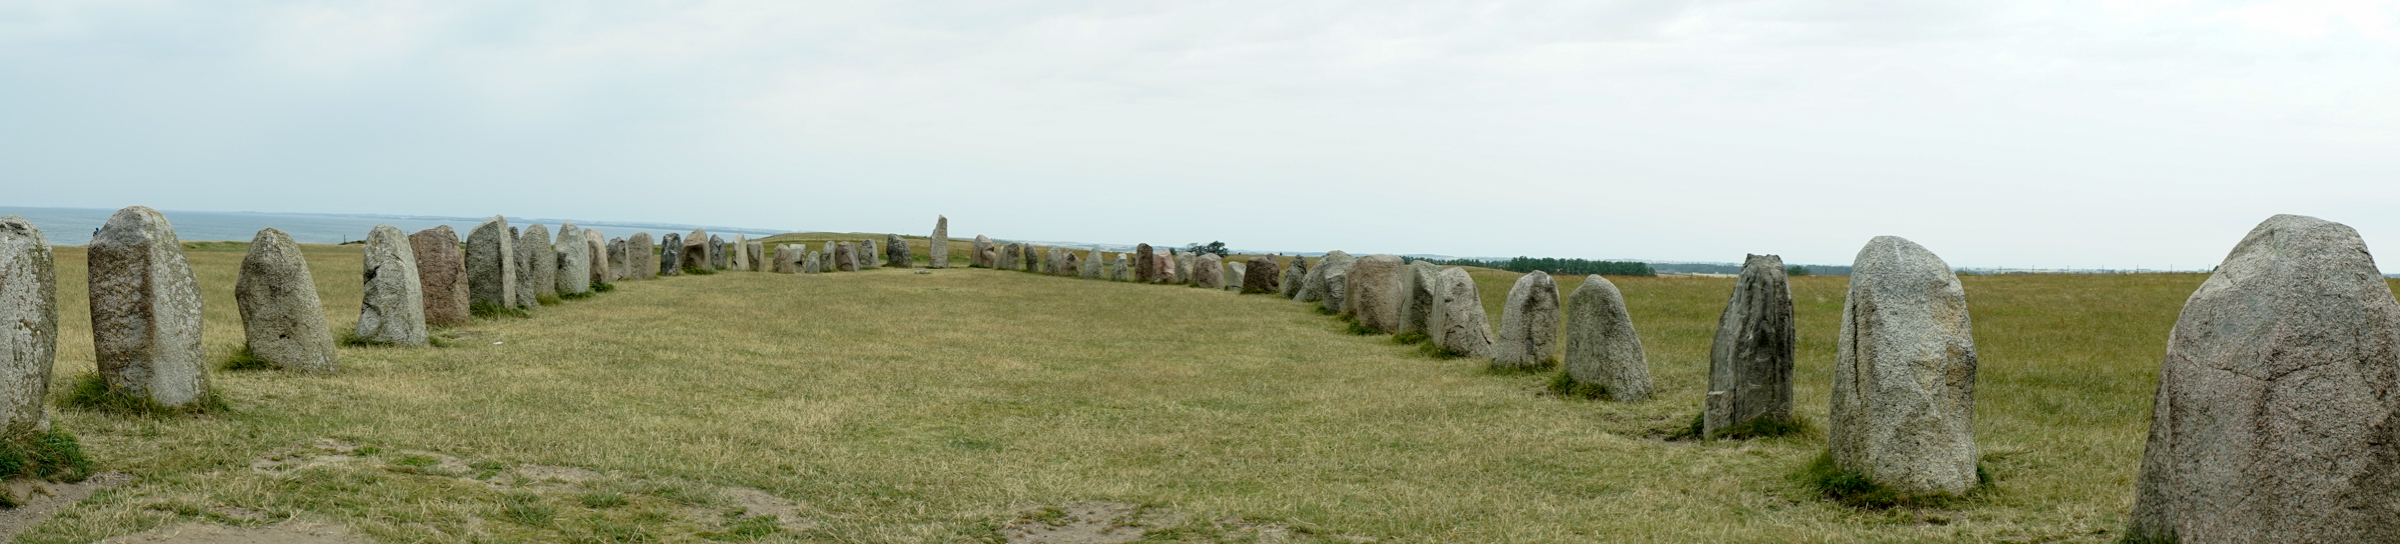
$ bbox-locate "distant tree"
[1183,241,1229,256]
[1787,265,1810,277]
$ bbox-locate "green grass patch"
[1546,373,1610,400]
[60,372,229,416]
[1795,452,1992,509]
[683,267,718,275]
[221,345,275,371]
[1392,332,1428,345]
[1341,320,1380,336]
[699,515,782,540]
[1414,341,1467,360]
[1710,415,1815,441]
[593,282,616,293]
[536,295,563,306]
[1483,360,1554,375]
[577,491,630,509]
[560,290,597,300]
[470,301,529,319]
[496,492,556,527]
[0,430,97,501]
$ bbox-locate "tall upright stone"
[998,243,1019,271]
[629,232,656,280]
[0,216,57,432]
[1563,275,1650,402]
[1344,255,1405,332]
[973,235,994,268]
[1830,236,1979,497]
[1241,256,1279,294]
[746,241,764,272]
[1174,253,1194,285]
[2128,215,2400,543]
[1427,267,1493,358]
[1111,254,1129,281]
[929,216,950,269]
[466,216,517,309]
[658,233,682,276]
[1706,254,1797,438]
[358,225,428,346]
[1061,251,1082,277]
[1399,261,1442,337]
[608,238,629,281]
[888,234,911,268]
[1192,254,1226,288]
[1281,256,1309,298]
[553,223,591,295]
[88,206,209,407]
[407,226,469,327]
[1151,252,1175,283]
[1225,261,1245,291]
[860,239,880,270]
[1134,244,1157,283]
[835,242,859,272]
[728,234,749,271]
[1305,251,1356,311]
[1026,246,1044,273]
[515,224,556,306]
[682,229,709,272]
[1081,248,1103,279]
[1296,253,1331,302]
[584,228,608,284]
[709,235,728,270]
[1493,271,1560,370]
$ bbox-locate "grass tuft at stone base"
[469,301,529,319]
[682,267,717,276]
[221,346,275,371]
[1795,452,1991,509]
[61,373,230,417]
[592,282,616,293]
[1546,373,1609,400]
[559,291,596,300]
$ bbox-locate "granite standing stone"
[888,234,911,268]
[0,216,56,433]
[1081,248,1103,279]
[746,241,764,272]
[1028,246,1046,273]
[973,235,994,268]
[1706,254,1797,438]
[515,225,556,305]
[88,206,210,407]
[1175,253,1194,285]
[682,229,709,272]
[628,232,654,280]
[836,242,859,272]
[1399,261,1442,337]
[1134,244,1157,282]
[1308,251,1356,311]
[1296,253,1331,302]
[585,228,609,284]
[803,251,821,274]
[709,235,727,270]
[466,216,518,309]
[658,233,682,276]
[1242,256,1279,294]
[1563,275,1650,402]
[2127,215,2400,543]
[818,242,836,272]
[1493,271,1560,370]
[1427,267,1493,358]
[407,226,469,327]
[1111,254,1129,281]
[769,245,791,273]
[608,238,629,281]
[929,216,950,269]
[860,239,880,270]
[358,225,428,346]
[553,224,591,295]
[1193,254,1226,289]
[729,234,748,271]
[1151,252,1176,283]
[1344,255,1405,332]
[998,243,1018,271]
[1281,255,1309,298]
[1225,261,1244,291]
[1831,236,1979,497]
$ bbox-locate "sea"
[0,206,791,246]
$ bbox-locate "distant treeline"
[1649,262,1853,276]
[1404,256,1657,277]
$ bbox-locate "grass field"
[18,241,2393,542]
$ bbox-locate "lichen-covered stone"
[515,225,555,305]
[681,229,709,272]
[1706,254,1797,438]
[1281,256,1308,298]
[1399,261,1441,337]
[628,232,656,280]
[709,235,728,270]
[1831,236,1978,497]
[1343,255,1404,332]
[1226,261,1245,291]
[409,226,468,327]
[1134,244,1157,283]
[608,238,629,281]
[888,234,911,268]
[1081,248,1103,279]
[0,216,57,433]
[1242,256,1279,294]
[746,241,764,272]
[553,224,590,295]
[860,239,879,270]
[1426,267,1492,358]
[358,225,428,346]
[803,251,822,274]
[466,216,517,308]
[88,206,210,407]
[929,216,950,269]
[1563,275,1649,402]
[1193,254,1226,289]
[584,228,608,284]
[836,242,859,272]
[728,234,748,271]
[239,229,340,372]
[1493,271,1560,370]
[1111,254,1129,281]
[973,235,993,268]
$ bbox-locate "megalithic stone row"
[835,242,859,272]
[358,225,428,346]
[585,228,608,284]
[1706,254,1797,438]
[1081,248,1103,279]
[1225,261,1244,291]
[1399,261,1441,337]
[729,234,748,271]
[1563,275,1651,402]
[1193,254,1225,288]
[973,235,993,268]
[888,234,910,268]
[0,216,58,433]
[627,233,654,280]
[554,223,591,295]
[658,233,681,276]
[1344,255,1405,333]
[682,229,709,272]
[88,206,210,407]
[1111,254,1129,281]
[264,294,345,393]
[709,235,727,270]
[608,238,628,281]
[1134,244,1156,282]
[466,216,517,309]
[1281,255,1308,298]
[2128,215,2400,543]
[746,241,763,272]
[408,226,469,327]
[1493,270,1560,370]
[1242,256,1279,294]
[515,225,556,306]
[929,216,949,269]
[1831,236,1979,498]
[769,245,789,273]
[1427,267,1493,358]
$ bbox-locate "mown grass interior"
[23,241,2394,542]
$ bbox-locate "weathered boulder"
[1563,275,1650,402]
[1281,255,1308,298]
[1311,251,1357,312]
[553,224,591,295]
[728,234,748,271]
[1399,261,1442,337]
[1242,256,1279,294]
[681,229,708,272]
[1296,254,1330,302]
[929,216,950,269]
[1026,246,1044,273]
[1111,254,1129,281]
[1151,252,1176,283]
[1427,267,1493,358]
[358,225,428,346]
[1175,253,1194,285]
[819,242,836,272]
[835,242,859,272]
[1134,244,1157,282]
[708,235,727,270]
[2128,215,2400,543]
[628,232,655,280]
[1706,254,1797,438]
[607,238,629,281]
[1344,255,1405,332]
[742,241,761,272]
[1493,271,1560,370]
[860,239,880,269]
[584,228,608,284]
[88,206,210,407]
[1081,248,1103,279]
[1830,236,1979,497]
[1191,254,1226,288]
[803,251,822,274]
[407,226,468,327]
[888,234,911,268]
[769,245,791,273]
[1060,251,1082,277]
[658,233,682,276]
[999,243,1020,271]
[973,235,994,268]
[0,216,57,432]
[515,224,556,305]
[466,216,517,308]
[1226,261,1245,291]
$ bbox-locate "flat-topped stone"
[1242,256,1279,294]
[358,225,428,346]
[1493,270,1560,370]
[466,216,517,308]
[409,226,469,327]
[1344,255,1404,332]
[0,216,58,432]
[89,206,210,407]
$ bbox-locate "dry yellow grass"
[19,242,2391,542]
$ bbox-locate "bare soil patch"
[95,521,363,544]
[0,471,132,541]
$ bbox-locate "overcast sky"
[4,1,2396,270]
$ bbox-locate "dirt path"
[0,472,132,542]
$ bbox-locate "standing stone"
[1296,253,1331,302]
[1493,271,1561,370]
[998,243,1019,271]
[0,216,57,432]
[770,245,791,273]
[973,235,994,268]
[1344,255,1405,332]
[803,251,822,274]
[2128,215,2400,543]
[1427,267,1493,358]
[1175,253,1194,285]
[1563,275,1651,402]
[1081,248,1103,279]
[860,239,880,270]
[888,234,911,268]
[1303,251,1355,309]
[1151,252,1176,283]
[682,229,709,272]
[1830,236,1979,497]
[407,226,469,327]
[1054,248,1073,275]
[835,242,859,272]
[1111,254,1129,281]
[817,242,835,271]
[729,234,748,271]
[553,224,591,295]
[1134,244,1157,283]
[357,225,428,346]
[515,225,556,306]
[466,216,517,309]
[1706,254,1797,438]
[608,239,629,281]
[929,216,950,269]
[1226,261,1245,291]
[658,233,682,276]
[1242,256,1279,294]
[1193,254,1226,289]
[88,206,209,407]
[1399,261,1442,337]
[709,235,727,270]
[746,241,764,272]
[1281,256,1309,298]
[1026,246,1044,273]
[584,228,608,284]
[628,232,655,280]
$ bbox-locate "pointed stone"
[553,224,590,295]
[88,206,210,407]
[1493,271,1560,370]
[658,233,682,276]
[466,216,517,308]
[1563,275,1650,402]
[1242,256,1279,294]
[1831,236,1979,497]
[358,225,428,346]
[1427,267,1492,358]
[1226,261,1244,291]
[1399,261,1441,337]
[1706,254,1797,438]
[1344,255,1405,332]
[929,216,950,269]
[0,216,57,433]
[1281,256,1309,298]
[584,228,608,284]
[628,232,656,280]
[1081,248,1103,279]
[515,225,555,305]
[804,251,822,274]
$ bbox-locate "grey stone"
[1135,244,1157,282]
[1060,251,1081,277]
[1563,275,1650,402]
[888,234,911,268]
[1281,256,1308,298]
[1111,254,1129,281]
[1226,261,1245,291]
[553,224,590,295]
[1193,254,1226,289]
[708,235,727,270]
[819,242,836,272]
[1399,261,1441,337]
[1242,256,1279,294]
[1175,253,1194,285]
[235,227,343,371]
[2128,215,2400,543]
[929,216,949,269]
[1081,248,1103,279]
[1830,236,1979,497]
[658,233,681,276]
[608,238,629,281]
[836,242,859,272]
[0,216,57,433]
[466,216,517,308]
[1427,267,1492,358]
[729,234,748,271]
[585,228,608,284]
[628,232,655,280]
[1305,251,1356,311]
[681,229,708,272]
[1344,255,1404,332]
[999,243,1020,271]
[860,239,879,269]
[746,241,764,272]
[515,224,556,306]
[1706,254,1797,438]
[1027,246,1044,273]
[1296,253,1331,302]
[803,251,822,274]
[88,206,210,407]
[973,235,993,268]
[1493,271,1560,370]
[770,245,792,273]
[407,226,469,327]
[358,225,427,346]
